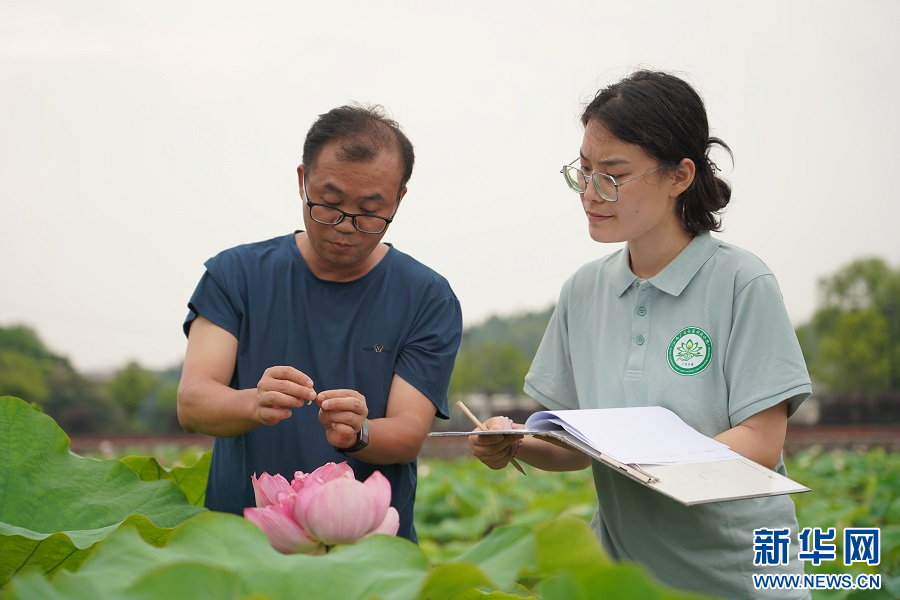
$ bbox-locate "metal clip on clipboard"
[630,464,661,484]
[601,453,661,484]
[540,429,661,484]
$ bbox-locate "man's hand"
[316,389,369,448]
[255,366,318,426]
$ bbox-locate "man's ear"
[398,185,408,203]
[297,165,306,196]
[670,158,696,198]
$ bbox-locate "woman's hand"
[468,416,523,470]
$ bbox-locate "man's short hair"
[302,104,415,189]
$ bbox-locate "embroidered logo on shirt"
[667,327,712,376]
[363,343,392,354]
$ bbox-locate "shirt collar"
[612,232,721,297]
[611,247,639,297]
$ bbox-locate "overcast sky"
[2,0,899,373]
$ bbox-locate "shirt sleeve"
[725,273,812,425]
[182,254,243,340]
[524,279,580,411]
[394,289,463,420]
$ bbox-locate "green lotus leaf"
[532,518,710,599]
[8,512,435,600]
[532,516,610,576]
[118,451,211,507]
[452,524,536,590]
[416,562,493,600]
[538,564,711,600]
[0,396,205,587]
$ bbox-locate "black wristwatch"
[335,418,369,455]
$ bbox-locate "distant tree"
[0,349,50,403]
[449,307,553,396]
[106,361,160,430]
[0,323,121,433]
[798,258,900,394]
[461,306,554,356]
[818,257,900,313]
[154,380,181,432]
[0,324,51,359]
[0,325,54,405]
[138,365,182,433]
[46,363,124,434]
[451,342,532,396]
[814,308,890,393]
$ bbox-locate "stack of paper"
[525,406,738,465]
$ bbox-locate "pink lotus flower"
[244,462,399,554]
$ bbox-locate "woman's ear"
[670,158,696,198]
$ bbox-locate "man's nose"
[334,215,358,233]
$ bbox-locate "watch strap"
[335,418,369,455]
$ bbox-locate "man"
[177,104,462,542]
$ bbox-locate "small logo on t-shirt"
[363,343,392,354]
[667,327,712,376]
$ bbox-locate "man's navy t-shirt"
[183,232,462,541]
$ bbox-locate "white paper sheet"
[525,406,738,465]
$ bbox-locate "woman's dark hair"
[302,104,415,191]
[581,70,732,235]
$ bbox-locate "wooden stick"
[456,400,526,475]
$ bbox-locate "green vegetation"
[0,324,123,433]
[3,396,897,598]
[0,397,207,587]
[449,306,554,396]
[0,325,180,434]
[416,451,900,597]
[787,446,900,594]
[797,257,900,395]
[0,396,709,599]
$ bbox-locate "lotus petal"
[251,472,293,508]
[361,470,392,515]
[292,461,353,493]
[365,506,400,538]
[244,499,321,554]
[294,478,387,546]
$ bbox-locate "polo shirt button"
[636,335,645,345]
[637,306,647,317]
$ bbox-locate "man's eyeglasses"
[560,159,665,202]
[303,176,398,235]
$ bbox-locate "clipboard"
[428,408,811,506]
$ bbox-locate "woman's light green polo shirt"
[525,232,812,599]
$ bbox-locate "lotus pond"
[2,396,897,599]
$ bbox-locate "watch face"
[358,418,369,445]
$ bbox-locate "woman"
[469,70,811,599]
